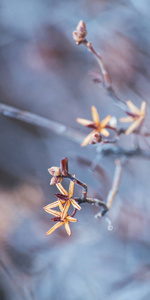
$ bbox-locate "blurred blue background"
[0,0,150,299]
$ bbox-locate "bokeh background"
[0,0,150,299]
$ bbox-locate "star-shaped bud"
[44,200,77,236]
[56,174,81,220]
[44,174,81,223]
[120,100,146,135]
[77,105,111,146]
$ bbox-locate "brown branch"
[67,173,88,200]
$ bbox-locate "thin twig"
[67,173,88,199]
[83,40,127,111]
[95,159,122,218]
[106,159,122,209]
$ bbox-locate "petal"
[67,216,78,222]
[125,117,143,135]
[64,221,71,236]
[70,199,82,210]
[126,100,140,115]
[46,222,63,235]
[91,106,100,125]
[69,174,75,198]
[61,200,71,220]
[81,131,95,147]
[119,116,134,123]
[100,115,111,128]
[76,118,93,126]
[44,208,61,217]
[140,101,146,115]
[56,183,68,195]
[100,128,109,137]
[58,199,64,212]
[44,200,65,210]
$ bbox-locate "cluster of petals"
[120,100,146,135]
[77,105,111,146]
[44,176,81,235]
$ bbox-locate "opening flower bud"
[48,167,61,177]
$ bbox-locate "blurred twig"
[0,102,84,143]
[95,159,122,217]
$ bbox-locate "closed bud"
[48,167,61,177]
[76,20,87,38]
[72,20,87,44]
[50,176,63,185]
[60,157,68,176]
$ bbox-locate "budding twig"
[73,21,127,111]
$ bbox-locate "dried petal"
[64,221,71,236]
[56,183,68,195]
[46,222,63,235]
[81,131,95,147]
[141,101,146,115]
[69,174,75,198]
[125,117,143,135]
[120,116,134,123]
[67,216,78,222]
[126,100,141,115]
[100,128,109,137]
[44,200,65,210]
[70,199,82,210]
[91,106,100,125]
[58,200,64,212]
[100,115,111,128]
[44,208,61,217]
[61,200,71,220]
[76,118,93,126]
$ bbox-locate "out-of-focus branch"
[73,160,122,218]
[0,102,150,160]
[98,145,150,159]
[0,102,84,144]
[95,159,122,218]
[83,41,127,111]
